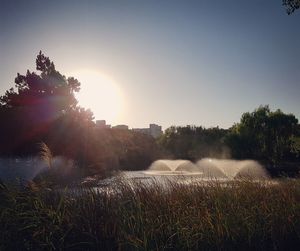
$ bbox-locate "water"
[0,157,269,187]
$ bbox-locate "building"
[132,124,163,138]
[96,120,111,129]
[96,120,163,138]
[132,128,149,134]
[149,124,163,138]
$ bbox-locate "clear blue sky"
[1,0,299,129]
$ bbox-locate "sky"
[0,0,299,130]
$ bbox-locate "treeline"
[158,106,300,175]
[1,52,300,179]
[226,106,300,163]
[158,126,229,160]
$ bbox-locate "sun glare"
[71,70,123,124]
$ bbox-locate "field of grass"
[1,178,300,250]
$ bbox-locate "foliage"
[1,179,300,250]
[36,126,160,182]
[283,0,300,14]
[1,51,80,110]
[158,125,229,160]
[225,105,299,164]
[157,106,299,175]
[0,51,94,156]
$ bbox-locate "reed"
[37,142,53,169]
[1,179,300,250]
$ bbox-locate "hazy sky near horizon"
[1,0,299,129]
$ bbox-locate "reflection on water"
[119,170,211,187]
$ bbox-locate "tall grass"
[1,179,300,250]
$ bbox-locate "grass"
[0,178,300,250]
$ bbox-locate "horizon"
[1,0,300,129]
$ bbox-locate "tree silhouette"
[0,51,93,156]
[1,51,81,114]
[283,0,300,14]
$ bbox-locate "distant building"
[149,124,163,138]
[96,120,106,127]
[96,120,111,129]
[132,124,163,138]
[96,120,163,137]
[132,128,149,134]
[112,124,129,130]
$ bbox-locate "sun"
[71,70,123,124]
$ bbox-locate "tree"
[283,0,300,14]
[225,105,299,164]
[158,125,228,160]
[1,51,81,114]
[0,51,93,156]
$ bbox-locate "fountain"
[195,158,227,179]
[141,158,269,180]
[148,159,200,173]
[233,160,269,179]
[99,158,270,190]
[197,158,269,179]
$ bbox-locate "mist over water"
[0,158,48,182]
[0,157,75,183]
